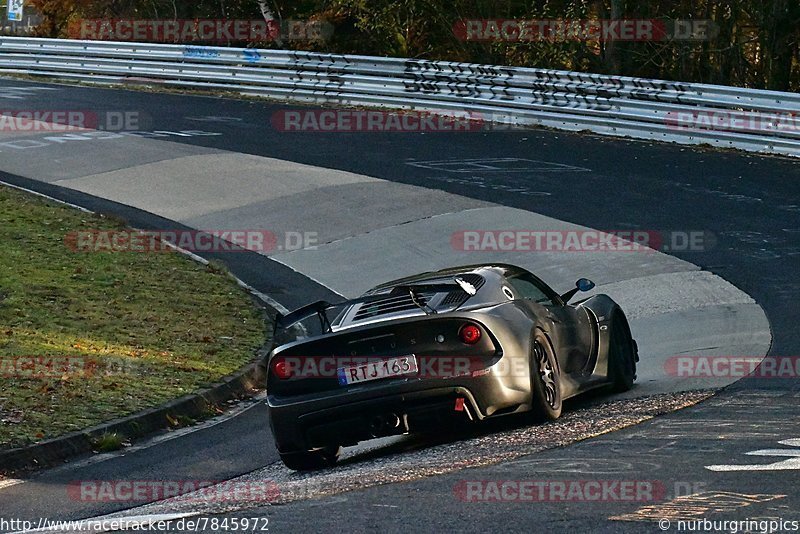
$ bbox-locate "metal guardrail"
[1,36,799,157]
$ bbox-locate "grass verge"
[0,185,267,449]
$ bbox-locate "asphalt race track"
[0,78,798,533]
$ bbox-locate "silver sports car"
[266,263,638,470]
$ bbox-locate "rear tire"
[529,333,562,421]
[279,446,341,471]
[608,310,637,392]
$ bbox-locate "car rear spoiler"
[274,282,469,334]
[274,300,334,332]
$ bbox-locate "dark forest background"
[30,0,800,91]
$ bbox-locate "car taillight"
[459,324,482,345]
[272,357,292,379]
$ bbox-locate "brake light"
[459,324,482,345]
[272,357,292,379]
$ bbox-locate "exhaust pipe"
[369,413,401,437]
[385,413,401,429]
[368,415,384,435]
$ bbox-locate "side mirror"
[577,278,595,292]
[560,278,596,304]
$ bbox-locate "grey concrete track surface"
[0,78,795,532]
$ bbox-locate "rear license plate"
[337,355,418,386]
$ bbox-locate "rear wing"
[275,300,334,333]
[273,282,469,336]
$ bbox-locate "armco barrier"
[1,37,798,157]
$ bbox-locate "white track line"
[0,478,25,490]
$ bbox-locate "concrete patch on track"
[182,182,493,245]
[594,270,756,320]
[0,132,222,182]
[52,153,490,235]
[56,153,378,221]
[627,303,771,395]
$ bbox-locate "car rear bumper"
[268,374,529,452]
